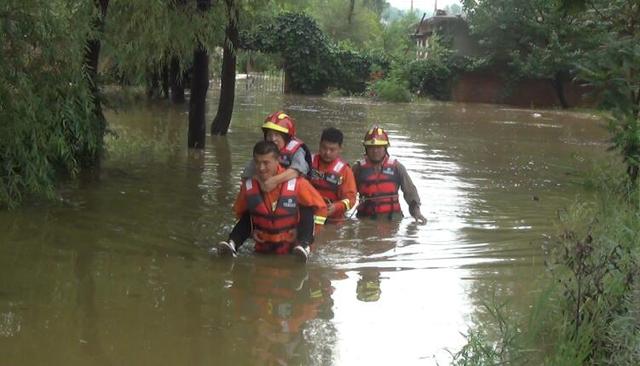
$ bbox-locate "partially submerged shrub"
[369,78,412,102]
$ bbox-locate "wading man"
[308,127,357,221]
[352,126,427,224]
[218,141,327,262]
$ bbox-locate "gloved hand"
[409,202,427,225]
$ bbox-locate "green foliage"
[573,1,640,184]
[465,0,640,183]
[247,11,333,93]
[101,0,226,86]
[1,0,102,207]
[462,0,594,82]
[369,77,412,102]
[246,11,387,95]
[380,11,419,57]
[384,35,479,100]
[550,169,640,364]
[310,0,383,48]
[236,50,281,73]
[331,44,389,94]
[454,166,640,365]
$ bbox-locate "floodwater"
[0,90,608,365]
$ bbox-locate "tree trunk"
[188,46,209,148]
[161,63,170,99]
[147,66,161,99]
[552,72,569,109]
[188,0,211,149]
[348,0,355,25]
[211,0,239,136]
[82,0,109,166]
[84,0,109,124]
[170,56,185,103]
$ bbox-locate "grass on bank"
[451,165,640,365]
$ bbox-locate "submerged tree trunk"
[211,0,239,136]
[84,0,109,124]
[188,0,211,149]
[169,56,185,103]
[82,0,109,165]
[161,63,170,99]
[188,46,209,148]
[169,0,187,104]
[347,0,355,25]
[552,71,569,109]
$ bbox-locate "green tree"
[570,0,640,184]
[1,0,102,207]
[310,0,383,48]
[462,0,593,108]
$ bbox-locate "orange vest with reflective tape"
[356,156,401,216]
[245,178,300,254]
[309,154,347,202]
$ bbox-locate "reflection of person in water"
[227,261,335,365]
[347,218,402,303]
[356,269,382,302]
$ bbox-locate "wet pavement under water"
[0,92,609,365]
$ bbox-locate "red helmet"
[262,111,296,138]
[363,125,390,146]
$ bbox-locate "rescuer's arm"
[297,179,328,225]
[397,162,427,224]
[330,165,357,217]
[260,149,308,192]
[233,182,249,219]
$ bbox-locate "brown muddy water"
[0,91,608,365]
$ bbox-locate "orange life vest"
[308,154,347,202]
[356,156,401,217]
[245,178,300,254]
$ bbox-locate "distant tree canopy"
[244,12,388,94]
[463,0,640,182]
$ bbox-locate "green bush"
[1,1,103,208]
[244,12,391,96]
[453,165,640,365]
[370,78,412,102]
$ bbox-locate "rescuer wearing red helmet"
[352,125,427,224]
[241,111,312,190]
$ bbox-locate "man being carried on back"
[352,125,427,224]
[218,141,327,262]
[308,127,357,221]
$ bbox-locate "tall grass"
[452,166,640,365]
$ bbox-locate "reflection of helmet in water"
[356,271,381,302]
[363,125,390,147]
[262,111,296,138]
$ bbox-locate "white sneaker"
[217,240,237,257]
[292,245,309,263]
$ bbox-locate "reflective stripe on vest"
[356,156,401,216]
[245,178,299,253]
[309,154,347,202]
[279,138,303,168]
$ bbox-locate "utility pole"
[410,0,413,12]
[434,0,438,14]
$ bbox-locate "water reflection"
[225,259,336,365]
